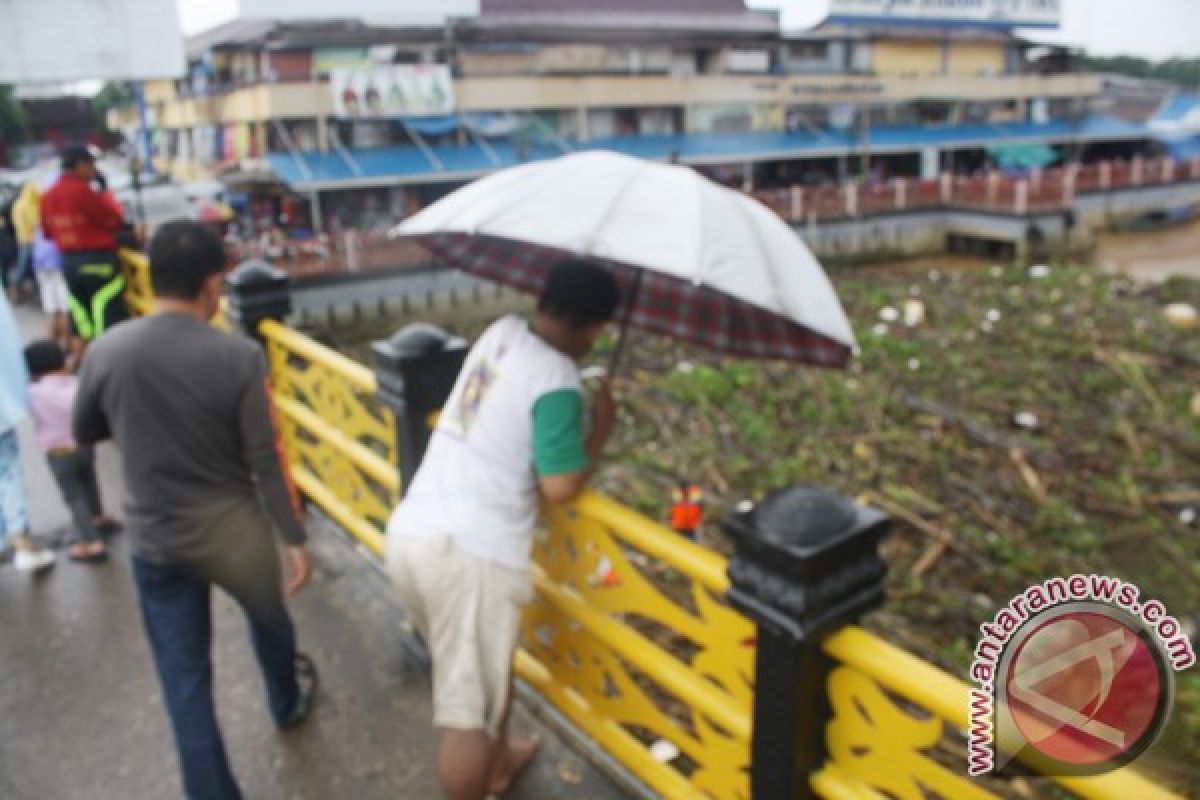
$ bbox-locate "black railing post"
[724,485,892,799]
[372,323,469,492]
[224,259,292,341]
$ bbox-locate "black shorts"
[61,250,130,340]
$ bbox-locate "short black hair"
[149,219,228,300]
[24,339,66,379]
[60,145,95,171]
[537,259,620,329]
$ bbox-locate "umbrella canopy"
[393,150,856,366]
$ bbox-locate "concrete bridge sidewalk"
[0,305,624,800]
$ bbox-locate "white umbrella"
[392,150,856,367]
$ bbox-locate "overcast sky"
[179,0,1200,60]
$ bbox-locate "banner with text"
[331,65,455,119]
[826,0,1061,29]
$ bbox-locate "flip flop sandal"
[279,652,319,729]
[68,547,109,565]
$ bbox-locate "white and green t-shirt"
[387,315,587,570]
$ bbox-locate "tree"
[0,84,29,164]
[1078,54,1200,89]
[92,81,135,133]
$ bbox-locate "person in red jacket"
[41,146,130,349]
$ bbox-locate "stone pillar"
[725,486,891,800]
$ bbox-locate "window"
[790,42,830,62]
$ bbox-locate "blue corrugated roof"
[267,114,1153,189]
[1155,94,1200,124]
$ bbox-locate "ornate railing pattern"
[119,249,155,317]
[518,492,755,800]
[259,319,398,555]
[814,627,1181,800]
[120,263,1182,800]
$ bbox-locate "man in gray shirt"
[74,220,317,800]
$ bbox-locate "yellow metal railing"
[119,249,155,317]
[163,310,1181,800]
[815,626,1182,800]
[518,492,755,800]
[259,319,399,554]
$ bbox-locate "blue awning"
[267,114,1154,191]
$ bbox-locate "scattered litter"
[580,366,608,381]
[735,500,755,514]
[650,739,681,763]
[990,266,1004,278]
[1078,274,1093,287]
[1163,303,1198,331]
[928,269,942,282]
[556,761,584,785]
[879,307,900,322]
[676,361,696,375]
[1028,265,1051,279]
[1181,509,1197,526]
[872,323,889,336]
[909,285,922,297]
[904,300,926,327]
[907,358,921,372]
[1014,412,1040,430]
[986,309,1002,323]
[1035,313,1054,327]
[845,379,860,392]
[980,321,994,334]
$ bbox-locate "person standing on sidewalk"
[73,219,318,800]
[24,339,119,564]
[8,181,41,304]
[32,227,71,348]
[40,146,129,353]
[387,260,620,800]
[0,291,56,573]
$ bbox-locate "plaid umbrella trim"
[414,232,852,367]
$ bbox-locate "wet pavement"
[1,305,625,800]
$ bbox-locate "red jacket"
[41,174,125,253]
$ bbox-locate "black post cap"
[725,485,890,642]
[224,259,292,333]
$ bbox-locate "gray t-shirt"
[74,313,306,564]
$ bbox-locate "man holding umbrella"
[387,260,620,799]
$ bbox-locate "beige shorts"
[387,533,532,737]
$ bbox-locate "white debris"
[990,266,1004,278]
[928,269,942,282]
[650,740,681,763]
[879,306,900,323]
[1164,303,1198,331]
[1028,265,1051,279]
[907,358,921,372]
[909,285,922,297]
[1180,508,1197,526]
[735,500,755,514]
[980,321,994,334]
[845,379,860,392]
[872,323,890,336]
[676,361,696,375]
[1035,313,1054,327]
[903,300,925,327]
[1014,412,1040,430]
[986,309,1002,323]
